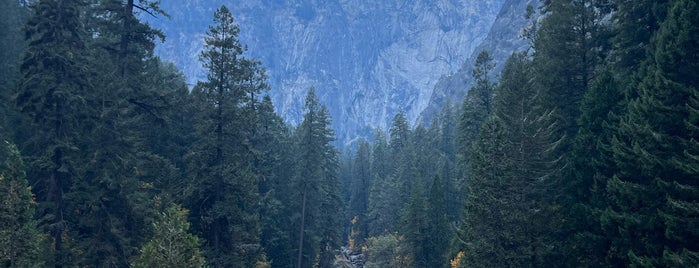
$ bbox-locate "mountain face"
[146,0,532,144]
[419,0,539,124]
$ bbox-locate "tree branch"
[133,3,159,18]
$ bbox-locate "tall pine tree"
[455,115,510,267]
[348,140,372,248]
[58,0,174,264]
[456,51,496,192]
[453,53,560,267]
[16,1,93,265]
[605,0,699,265]
[568,70,625,266]
[292,88,342,268]
[424,175,449,268]
[186,5,268,266]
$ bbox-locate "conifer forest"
[0,0,697,267]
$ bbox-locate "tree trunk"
[297,189,307,268]
[119,0,134,77]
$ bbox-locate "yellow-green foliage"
[131,204,205,268]
[363,233,412,268]
[0,141,44,268]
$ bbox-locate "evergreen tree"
[190,6,266,266]
[366,131,392,237]
[132,204,206,268]
[424,175,449,268]
[16,1,93,265]
[363,233,412,268]
[0,141,45,268]
[136,62,194,205]
[366,173,402,237]
[90,0,167,77]
[532,1,615,262]
[454,54,560,267]
[256,94,296,267]
[348,140,372,247]
[389,111,410,157]
[411,125,441,187]
[470,51,497,116]
[366,115,415,238]
[612,0,669,79]
[0,0,29,137]
[8,0,699,267]
[292,88,342,268]
[455,115,510,267]
[605,0,699,265]
[370,131,391,181]
[456,51,496,161]
[402,179,428,268]
[568,71,625,266]
[64,1,174,262]
[435,103,460,221]
[390,137,418,233]
[499,54,561,266]
[186,5,268,267]
[534,0,614,141]
[455,51,496,209]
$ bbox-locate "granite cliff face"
[146,0,533,144]
[418,0,539,124]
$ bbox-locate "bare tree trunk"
[297,189,307,268]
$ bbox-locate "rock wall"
[147,0,536,144]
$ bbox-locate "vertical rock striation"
[418,0,540,125]
[147,0,534,144]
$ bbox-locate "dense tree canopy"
[0,141,44,267]
[0,1,696,267]
[185,5,268,267]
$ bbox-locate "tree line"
[1,1,342,267]
[1,0,697,267]
[342,0,698,267]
